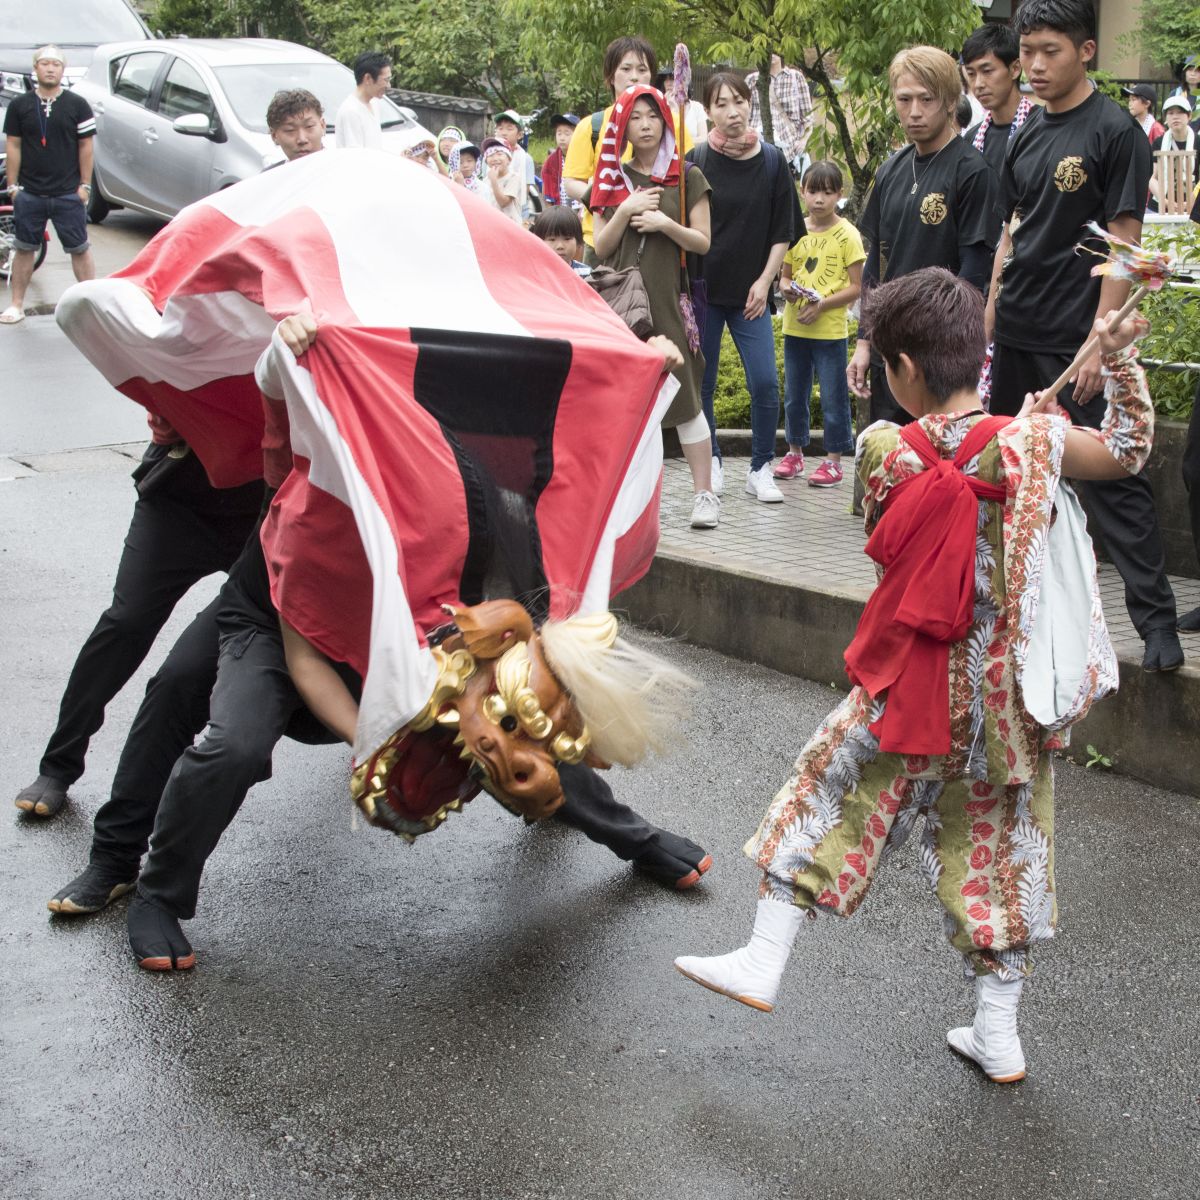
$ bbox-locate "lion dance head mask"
[350,601,692,839]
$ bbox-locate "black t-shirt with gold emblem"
[858,134,998,286]
[995,90,1151,354]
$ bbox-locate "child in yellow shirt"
[777,162,865,486]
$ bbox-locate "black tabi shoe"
[127,894,195,971]
[1178,606,1200,633]
[48,863,138,915]
[14,774,69,818]
[1142,627,1185,673]
[633,830,714,890]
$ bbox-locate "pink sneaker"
[808,460,843,487]
[773,451,805,479]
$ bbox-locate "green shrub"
[1138,221,1200,422]
[711,316,859,431]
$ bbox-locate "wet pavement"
[3,319,1199,1200]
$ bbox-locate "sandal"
[0,306,25,324]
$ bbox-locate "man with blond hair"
[848,46,998,423]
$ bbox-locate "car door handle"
[143,128,159,143]
[92,101,105,115]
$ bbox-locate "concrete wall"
[617,550,1200,798]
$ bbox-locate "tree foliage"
[151,0,545,109]
[1120,0,1200,75]
[152,0,981,192]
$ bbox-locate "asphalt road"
[2,318,1199,1200]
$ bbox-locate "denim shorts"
[12,189,90,254]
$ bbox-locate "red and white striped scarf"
[972,95,1034,154]
[590,85,680,212]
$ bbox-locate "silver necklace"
[909,134,954,195]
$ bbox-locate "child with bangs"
[777,161,864,487]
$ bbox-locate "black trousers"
[990,343,1176,635]
[38,445,262,785]
[90,595,222,873]
[131,626,661,920]
[1185,379,1200,572]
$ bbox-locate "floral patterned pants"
[745,694,1056,982]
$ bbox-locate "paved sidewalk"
[659,456,1200,663]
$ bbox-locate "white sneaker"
[711,456,724,495]
[947,973,1027,1083]
[674,898,803,1012]
[690,490,721,529]
[744,463,783,503]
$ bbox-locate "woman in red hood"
[586,85,720,531]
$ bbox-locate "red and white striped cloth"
[57,149,676,759]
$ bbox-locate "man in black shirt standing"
[962,24,1034,184]
[1,45,95,324]
[848,46,998,424]
[987,0,1183,672]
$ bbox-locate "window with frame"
[159,58,216,123]
[110,52,166,108]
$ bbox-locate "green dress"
[589,166,711,428]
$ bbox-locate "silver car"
[75,38,434,221]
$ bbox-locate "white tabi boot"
[947,973,1027,1083]
[673,898,803,1012]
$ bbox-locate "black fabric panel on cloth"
[410,329,573,620]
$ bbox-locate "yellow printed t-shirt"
[563,104,695,246]
[782,218,866,340]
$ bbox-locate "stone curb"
[617,551,1200,800]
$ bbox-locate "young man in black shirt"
[690,72,804,502]
[1,45,95,324]
[848,46,998,424]
[987,0,1183,672]
[962,24,1035,184]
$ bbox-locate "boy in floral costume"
[675,267,1154,1083]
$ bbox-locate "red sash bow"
[844,416,1011,755]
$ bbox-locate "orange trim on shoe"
[137,952,197,972]
[674,853,714,889]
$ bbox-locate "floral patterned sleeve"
[1094,346,1155,475]
[856,423,899,536]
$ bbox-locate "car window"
[0,0,148,43]
[110,52,166,109]
[214,62,382,133]
[158,58,215,123]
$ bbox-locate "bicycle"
[0,154,50,281]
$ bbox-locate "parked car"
[74,38,435,222]
[0,0,151,110]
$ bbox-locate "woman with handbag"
[587,85,720,530]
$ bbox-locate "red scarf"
[843,416,1010,756]
[706,127,760,158]
[590,85,680,212]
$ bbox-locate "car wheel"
[87,179,113,224]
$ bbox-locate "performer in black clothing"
[848,46,998,425]
[14,431,263,818]
[49,326,712,966]
[987,0,1183,672]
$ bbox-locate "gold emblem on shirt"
[919,192,948,225]
[1053,156,1088,193]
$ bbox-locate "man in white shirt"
[335,51,391,149]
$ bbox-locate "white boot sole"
[946,1025,1026,1083]
[674,961,775,1012]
